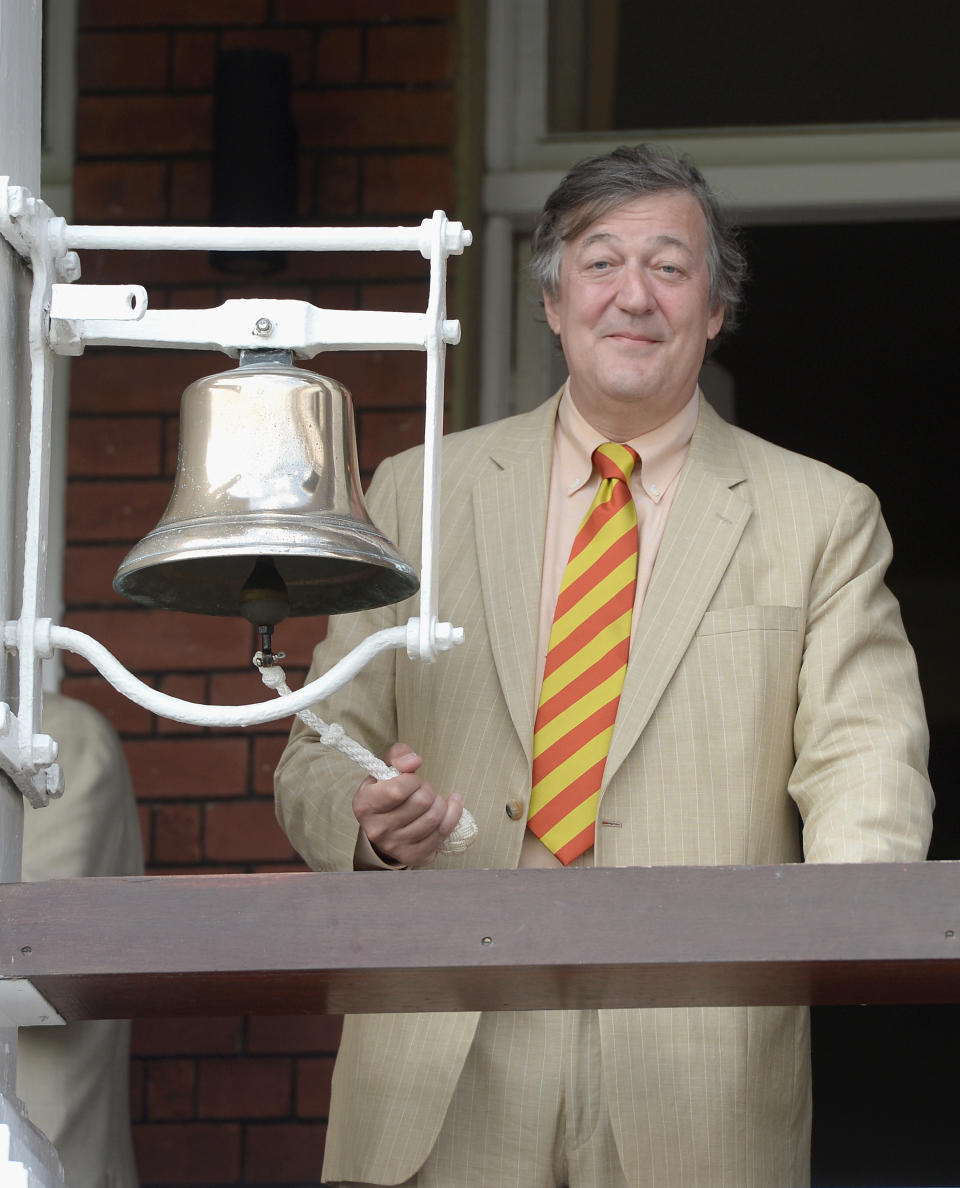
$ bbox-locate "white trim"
[485,157,960,224]
[0,982,63,1030]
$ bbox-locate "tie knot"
[594,442,638,483]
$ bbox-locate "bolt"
[20,946,31,955]
[481,936,493,946]
[946,930,955,939]
[253,317,274,337]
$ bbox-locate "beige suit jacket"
[275,394,933,1187]
[19,693,143,1188]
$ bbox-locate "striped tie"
[528,442,639,864]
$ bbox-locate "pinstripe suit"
[275,392,933,1186]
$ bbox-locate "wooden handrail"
[1,862,958,1021]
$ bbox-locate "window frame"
[480,0,960,422]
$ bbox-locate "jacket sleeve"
[789,478,934,863]
[274,454,414,872]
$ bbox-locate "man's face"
[543,190,725,438]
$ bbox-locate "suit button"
[505,799,524,820]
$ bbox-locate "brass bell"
[113,356,419,620]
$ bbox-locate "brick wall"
[66,2,465,1183]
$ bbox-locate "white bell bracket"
[0,177,471,808]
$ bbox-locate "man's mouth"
[606,332,659,345]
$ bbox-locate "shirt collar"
[555,382,700,504]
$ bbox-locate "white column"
[0,0,42,1096]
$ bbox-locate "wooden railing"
[1,862,958,1020]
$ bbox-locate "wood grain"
[1,863,958,1020]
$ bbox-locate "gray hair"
[530,144,747,336]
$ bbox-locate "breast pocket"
[696,603,803,637]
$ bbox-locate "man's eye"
[658,263,680,275]
[588,259,611,271]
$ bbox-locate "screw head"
[253,317,274,337]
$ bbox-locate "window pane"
[549,1,960,132]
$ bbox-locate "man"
[275,145,933,1187]
[19,693,142,1188]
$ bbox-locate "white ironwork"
[0,176,472,806]
[0,984,62,1032]
[0,1108,65,1188]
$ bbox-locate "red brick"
[223,28,315,86]
[68,417,165,478]
[278,0,453,16]
[125,738,248,800]
[65,480,170,543]
[69,350,226,414]
[170,160,212,222]
[171,31,217,91]
[153,803,203,864]
[197,1057,292,1118]
[163,416,180,476]
[80,243,424,288]
[61,608,253,673]
[322,350,427,408]
[311,153,360,218]
[131,1016,243,1057]
[132,1121,241,1185]
[204,801,296,861]
[138,803,151,854]
[222,278,313,303]
[167,286,222,310]
[361,280,430,313]
[357,407,426,471]
[307,282,361,310]
[156,673,209,735]
[74,162,168,224]
[243,1121,328,1183]
[209,665,284,707]
[80,1,267,27]
[252,734,287,795]
[59,676,154,738]
[77,31,170,91]
[130,1058,145,1121]
[77,95,212,157]
[367,24,455,84]
[246,1015,342,1054]
[296,1056,335,1117]
[63,544,131,605]
[146,1059,196,1120]
[362,153,453,216]
[314,26,363,85]
[295,89,454,150]
[73,247,216,288]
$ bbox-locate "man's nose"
[616,261,655,313]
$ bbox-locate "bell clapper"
[254,623,286,668]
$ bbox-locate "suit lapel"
[473,396,558,765]
[604,399,752,785]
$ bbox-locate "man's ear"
[543,289,562,336]
[707,302,725,342]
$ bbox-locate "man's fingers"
[438,792,464,839]
[383,742,421,772]
[353,745,462,865]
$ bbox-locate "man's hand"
[353,742,464,866]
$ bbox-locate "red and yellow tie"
[528,442,639,864]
